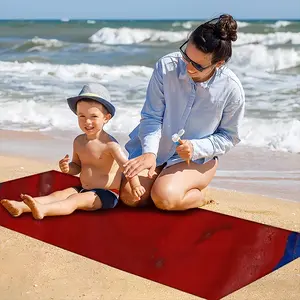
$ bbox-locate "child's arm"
[59,138,81,175]
[126,175,146,200]
[109,143,145,199]
[69,152,81,175]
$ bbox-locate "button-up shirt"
[125,51,245,167]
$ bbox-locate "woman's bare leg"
[151,158,218,210]
[0,187,79,217]
[22,191,101,220]
[120,166,164,207]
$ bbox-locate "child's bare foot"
[21,194,45,220]
[0,199,23,217]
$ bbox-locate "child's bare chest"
[77,143,112,165]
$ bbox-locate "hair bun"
[215,14,238,42]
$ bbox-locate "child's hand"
[59,154,70,173]
[132,185,146,200]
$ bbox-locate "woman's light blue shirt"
[125,52,245,167]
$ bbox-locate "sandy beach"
[0,128,299,299]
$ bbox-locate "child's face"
[76,101,111,136]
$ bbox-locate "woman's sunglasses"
[179,40,213,72]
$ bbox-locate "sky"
[1,0,300,20]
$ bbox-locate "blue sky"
[2,0,300,19]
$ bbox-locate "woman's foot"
[198,188,216,207]
[21,194,45,220]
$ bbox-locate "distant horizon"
[0,17,299,21]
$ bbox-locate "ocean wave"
[240,118,300,153]
[12,37,66,52]
[231,44,300,71]
[6,37,129,55]
[0,97,142,135]
[2,34,300,77]
[172,21,197,29]
[4,31,300,56]
[89,27,189,44]
[171,20,250,29]
[88,27,300,46]
[267,20,292,28]
[0,61,153,82]
[0,99,299,154]
[0,99,72,131]
[237,21,251,28]
[0,60,299,153]
[236,32,300,46]
[1,38,299,78]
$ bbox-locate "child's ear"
[104,113,112,123]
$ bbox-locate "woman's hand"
[123,153,157,178]
[176,140,194,162]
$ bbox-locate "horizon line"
[0,17,299,21]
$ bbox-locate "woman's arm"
[138,60,165,156]
[124,60,166,178]
[190,90,245,160]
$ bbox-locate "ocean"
[0,19,299,154]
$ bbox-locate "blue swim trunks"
[73,186,119,209]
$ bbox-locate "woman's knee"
[151,183,182,210]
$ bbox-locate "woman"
[120,14,245,210]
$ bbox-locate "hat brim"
[67,95,115,117]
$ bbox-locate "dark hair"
[190,14,238,64]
